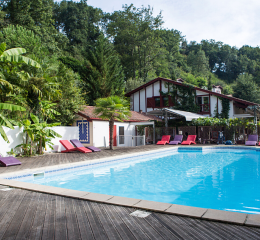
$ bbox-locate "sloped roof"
[78,106,162,122]
[125,77,259,106]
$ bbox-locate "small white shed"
[73,106,160,148]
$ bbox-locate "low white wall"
[0,126,79,156]
[45,126,79,152]
[0,126,24,157]
[93,121,109,147]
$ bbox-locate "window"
[119,126,124,144]
[163,96,169,107]
[154,97,160,107]
[197,96,209,113]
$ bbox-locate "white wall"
[93,121,109,147]
[154,81,160,96]
[46,126,79,152]
[162,81,168,92]
[0,126,79,156]
[229,100,234,118]
[134,92,139,112]
[0,126,24,157]
[140,89,146,112]
[146,85,153,98]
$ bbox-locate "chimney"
[176,78,184,83]
[212,85,223,94]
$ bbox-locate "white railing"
[117,135,145,147]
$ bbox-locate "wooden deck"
[0,145,176,175]
[0,187,260,240]
[1,145,260,239]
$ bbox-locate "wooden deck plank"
[82,201,109,240]
[112,205,150,240]
[2,190,35,239]
[64,197,81,240]
[15,191,41,240]
[101,203,136,240]
[91,202,123,240]
[41,194,56,240]
[152,213,198,240]
[0,189,27,239]
[55,195,67,240]
[28,193,49,240]
[200,219,259,240]
[179,216,241,240]
[120,207,165,240]
[0,189,17,218]
[162,214,217,240]
[72,199,94,240]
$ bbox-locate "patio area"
[1,145,260,239]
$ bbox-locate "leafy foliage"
[94,96,131,150]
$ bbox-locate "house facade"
[125,77,258,119]
[73,106,160,147]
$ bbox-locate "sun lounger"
[181,135,197,145]
[0,156,21,167]
[157,135,171,145]
[169,135,183,145]
[70,139,101,152]
[59,140,92,153]
[246,135,258,146]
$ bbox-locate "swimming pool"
[8,147,260,214]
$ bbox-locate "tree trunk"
[109,120,114,150]
[39,137,42,154]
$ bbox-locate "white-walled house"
[73,106,160,148]
[125,77,258,119]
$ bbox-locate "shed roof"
[78,106,162,122]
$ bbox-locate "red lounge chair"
[181,135,197,145]
[59,140,92,153]
[157,135,171,145]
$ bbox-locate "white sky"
[60,0,260,48]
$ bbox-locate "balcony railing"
[199,104,210,113]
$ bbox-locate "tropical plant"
[16,113,61,156]
[0,103,25,142]
[94,96,131,150]
[0,42,41,68]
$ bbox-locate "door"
[77,120,90,144]
[109,125,117,146]
[119,126,125,145]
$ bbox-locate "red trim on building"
[139,91,140,112]
[125,77,258,106]
[145,88,147,112]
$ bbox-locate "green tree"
[0,103,25,142]
[83,34,125,105]
[94,96,131,150]
[233,73,260,103]
[54,0,102,49]
[105,4,165,81]
[187,48,209,78]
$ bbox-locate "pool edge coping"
[1,145,260,228]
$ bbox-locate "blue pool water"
[18,148,260,214]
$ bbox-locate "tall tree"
[105,4,165,81]
[233,73,260,103]
[83,34,125,105]
[54,0,102,49]
[94,96,131,150]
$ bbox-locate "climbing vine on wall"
[219,97,230,119]
[162,82,200,113]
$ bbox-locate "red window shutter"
[169,96,174,106]
[147,97,155,108]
